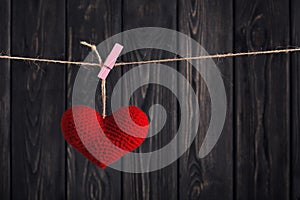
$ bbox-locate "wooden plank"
[66,0,122,199]
[121,1,178,199]
[235,0,290,199]
[0,0,11,199]
[178,0,233,199]
[11,0,66,199]
[291,0,300,199]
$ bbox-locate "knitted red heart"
[61,105,149,168]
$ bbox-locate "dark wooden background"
[0,0,299,199]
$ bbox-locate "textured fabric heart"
[61,105,149,168]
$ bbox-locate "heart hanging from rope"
[61,105,149,168]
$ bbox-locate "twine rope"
[1,47,300,68]
[101,80,106,118]
[2,42,299,117]
[81,42,106,118]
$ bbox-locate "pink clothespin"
[98,43,124,80]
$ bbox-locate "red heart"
[61,105,149,168]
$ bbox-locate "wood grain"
[0,0,297,199]
[11,0,66,199]
[122,0,178,199]
[66,0,122,199]
[0,0,11,199]
[235,0,290,199]
[291,0,300,199]
[178,0,233,199]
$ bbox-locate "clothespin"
[98,43,124,80]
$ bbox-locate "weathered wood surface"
[291,0,300,199]
[178,0,233,199]
[11,0,66,199]
[0,0,298,199]
[235,0,290,199]
[66,0,122,199]
[0,0,11,199]
[121,0,178,200]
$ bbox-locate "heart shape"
[61,105,149,168]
